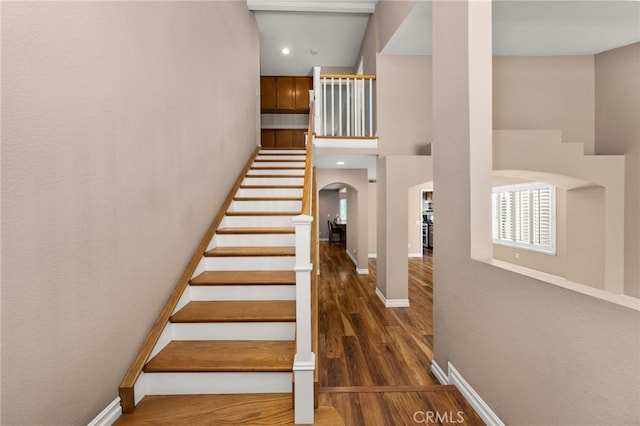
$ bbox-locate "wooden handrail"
[118,146,261,413]
[301,103,314,216]
[320,74,376,80]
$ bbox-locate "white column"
[292,214,314,425]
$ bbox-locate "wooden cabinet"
[261,129,306,149]
[261,129,275,148]
[294,77,311,110]
[260,76,312,113]
[260,77,277,110]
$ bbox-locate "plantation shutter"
[533,186,553,247]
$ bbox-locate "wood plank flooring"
[317,242,484,425]
[116,242,483,425]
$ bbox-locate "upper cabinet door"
[294,78,312,110]
[276,77,295,110]
[261,76,312,113]
[260,77,277,110]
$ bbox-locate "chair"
[328,220,345,244]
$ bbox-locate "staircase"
[117,148,331,424]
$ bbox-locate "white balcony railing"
[313,67,375,138]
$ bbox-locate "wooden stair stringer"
[119,147,313,415]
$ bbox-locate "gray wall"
[1,2,260,424]
[318,189,340,240]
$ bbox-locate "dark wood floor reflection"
[317,241,484,425]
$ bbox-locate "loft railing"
[313,67,376,138]
[291,102,316,424]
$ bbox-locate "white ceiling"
[250,0,640,76]
[384,0,640,55]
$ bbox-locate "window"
[492,182,556,255]
[339,198,347,223]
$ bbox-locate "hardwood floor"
[317,241,484,425]
[116,242,484,425]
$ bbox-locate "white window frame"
[492,182,556,255]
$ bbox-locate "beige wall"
[1,2,260,425]
[595,43,640,297]
[432,3,639,425]
[368,181,378,256]
[494,55,596,150]
[566,186,606,288]
[377,156,432,302]
[376,55,433,156]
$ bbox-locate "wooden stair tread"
[114,394,344,425]
[246,174,305,178]
[250,166,305,170]
[240,185,304,189]
[171,301,296,323]
[217,227,295,234]
[225,211,301,216]
[254,158,304,164]
[205,246,295,257]
[144,340,295,372]
[190,270,296,285]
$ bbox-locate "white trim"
[448,363,505,426]
[346,251,368,275]
[430,360,449,385]
[368,253,377,258]
[314,137,378,149]
[375,288,410,308]
[346,250,358,266]
[87,397,121,426]
[247,0,377,13]
[319,237,329,241]
[408,252,423,258]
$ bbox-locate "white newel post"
[292,214,315,425]
[313,66,322,136]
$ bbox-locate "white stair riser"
[212,234,295,248]
[255,155,306,161]
[171,322,295,341]
[259,150,306,155]
[205,256,295,271]
[252,161,305,168]
[242,177,304,186]
[144,372,292,395]
[236,188,303,198]
[248,169,305,176]
[189,284,296,301]
[222,215,295,228]
[229,200,302,212]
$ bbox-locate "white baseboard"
[347,250,357,266]
[319,237,329,241]
[408,252,423,258]
[87,397,121,426]
[430,360,505,426]
[356,268,369,275]
[375,288,410,308]
[430,359,449,385]
[368,253,377,258]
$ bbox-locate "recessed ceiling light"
[282,47,290,55]
[336,161,345,165]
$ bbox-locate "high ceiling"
[249,0,640,76]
